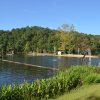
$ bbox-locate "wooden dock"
[0,59,59,71]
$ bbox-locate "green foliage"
[0,66,100,100]
[0,26,60,54]
[0,26,100,55]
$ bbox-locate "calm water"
[0,55,100,86]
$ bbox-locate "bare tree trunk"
[82,53,86,61]
[81,51,87,64]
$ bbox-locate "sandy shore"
[28,53,99,58]
[58,54,98,58]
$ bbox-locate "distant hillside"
[0,26,100,55]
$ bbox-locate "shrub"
[0,66,100,100]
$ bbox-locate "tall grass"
[0,66,100,100]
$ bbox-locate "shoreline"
[27,53,99,58]
[58,54,99,58]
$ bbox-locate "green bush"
[0,66,100,100]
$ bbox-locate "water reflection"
[0,55,100,86]
[0,61,54,86]
[3,55,100,68]
[88,57,91,66]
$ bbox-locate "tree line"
[0,25,100,55]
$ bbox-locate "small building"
[58,51,62,55]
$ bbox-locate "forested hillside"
[0,26,100,55]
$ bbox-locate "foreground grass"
[0,66,100,100]
[57,84,100,100]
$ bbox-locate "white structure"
[58,51,62,55]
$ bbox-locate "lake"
[0,55,100,86]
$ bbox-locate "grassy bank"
[57,84,100,100]
[0,66,100,100]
